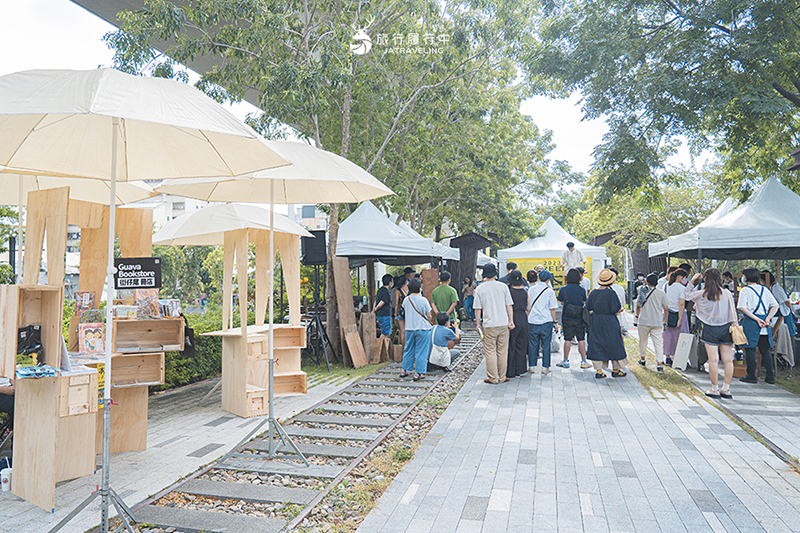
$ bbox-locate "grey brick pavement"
[356,349,800,533]
[0,374,358,533]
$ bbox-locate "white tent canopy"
[477,251,495,267]
[648,178,800,260]
[648,197,737,258]
[498,217,608,287]
[337,201,444,265]
[389,214,460,261]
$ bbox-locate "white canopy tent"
[337,201,452,265]
[498,217,608,288]
[648,197,737,258]
[389,214,460,261]
[648,179,800,260]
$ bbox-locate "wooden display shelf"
[112,317,184,353]
[211,325,307,418]
[0,284,64,373]
[13,372,98,511]
[109,352,165,388]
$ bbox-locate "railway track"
[130,330,481,533]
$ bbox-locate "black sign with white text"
[114,257,162,289]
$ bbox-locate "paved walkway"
[357,347,800,533]
[0,372,358,533]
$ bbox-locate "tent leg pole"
[697,249,702,275]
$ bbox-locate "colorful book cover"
[135,288,160,318]
[79,309,104,324]
[74,291,96,314]
[78,323,105,355]
[115,290,136,306]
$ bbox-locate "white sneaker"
[541,368,551,375]
[528,366,536,373]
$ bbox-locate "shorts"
[377,315,392,336]
[700,322,733,346]
[562,319,585,342]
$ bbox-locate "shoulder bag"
[408,296,434,326]
[429,326,451,367]
[728,292,747,346]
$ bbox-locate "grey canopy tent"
[649,178,800,260]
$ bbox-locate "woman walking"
[463,276,477,320]
[684,269,738,398]
[586,269,628,378]
[392,276,409,345]
[663,269,689,366]
[738,268,779,384]
[507,270,530,378]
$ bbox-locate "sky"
[0,0,708,175]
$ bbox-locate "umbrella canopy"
[0,69,289,180]
[152,203,313,246]
[0,173,157,205]
[155,140,393,203]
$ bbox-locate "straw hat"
[598,269,616,286]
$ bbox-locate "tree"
[105,0,553,352]
[0,207,18,283]
[525,0,800,201]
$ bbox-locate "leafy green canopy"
[525,0,800,201]
[104,0,573,243]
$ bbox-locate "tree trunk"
[366,259,376,309]
[326,203,340,357]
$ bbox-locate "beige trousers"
[592,359,627,372]
[638,325,664,364]
[483,326,510,384]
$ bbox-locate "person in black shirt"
[373,274,394,339]
[557,268,589,369]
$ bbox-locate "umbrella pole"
[266,181,309,464]
[16,175,22,283]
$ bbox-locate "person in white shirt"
[474,264,514,384]
[738,268,779,385]
[607,267,628,336]
[526,270,559,374]
[635,273,669,372]
[400,278,433,381]
[684,269,739,398]
[561,242,586,272]
[663,268,689,366]
[761,270,795,336]
[657,266,677,292]
[578,267,591,295]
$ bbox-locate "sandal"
[413,373,423,381]
[399,372,410,378]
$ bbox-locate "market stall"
[498,217,608,289]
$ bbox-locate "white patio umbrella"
[154,140,393,461]
[0,68,289,533]
[0,167,158,283]
[152,202,312,246]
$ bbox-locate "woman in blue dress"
[587,269,628,379]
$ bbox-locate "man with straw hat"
[586,268,629,378]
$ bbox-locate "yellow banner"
[508,258,592,291]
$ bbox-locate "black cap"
[403,267,414,274]
[482,264,498,278]
[567,242,575,248]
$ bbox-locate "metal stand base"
[48,400,137,533]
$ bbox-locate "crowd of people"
[378,242,796,399]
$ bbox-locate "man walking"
[499,261,528,287]
[527,270,559,374]
[634,273,669,372]
[431,271,459,325]
[561,242,586,272]
[372,274,394,340]
[474,264,514,384]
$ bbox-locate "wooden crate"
[0,284,64,373]
[13,374,97,511]
[113,317,184,353]
[109,352,165,387]
[246,385,269,417]
[94,385,149,454]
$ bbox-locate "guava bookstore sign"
[113,257,162,289]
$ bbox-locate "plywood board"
[345,331,368,368]
[393,344,404,362]
[67,198,103,229]
[333,257,356,330]
[360,312,377,363]
[13,376,59,511]
[95,385,149,453]
[117,207,153,257]
[67,315,81,352]
[23,187,69,285]
[78,207,110,299]
[275,232,301,325]
[421,269,438,306]
[0,285,19,378]
[378,337,392,363]
[340,324,357,368]
[254,242,269,326]
[222,335,248,417]
[55,412,97,483]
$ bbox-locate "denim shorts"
[377,315,392,336]
[700,322,733,346]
